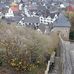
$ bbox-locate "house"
[40,16,52,24]
[21,0,29,5]
[24,5,30,17]
[14,0,21,3]
[0,0,14,3]
[60,3,66,9]
[0,12,4,19]
[5,8,14,18]
[37,5,47,17]
[66,5,74,11]
[51,13,71,40]
[39,13,59,25]
[19,3,23,11]
[28,2,38,12]
[0,3,8,13]
[10,2,19,13]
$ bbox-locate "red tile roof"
[11,6,19,12]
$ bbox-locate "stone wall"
[51,27,70,41]
[59,35,72,74]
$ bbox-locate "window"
[36,23,38,25]
[29,23,31,25]
[69,31,74,40]
[41,21,42,23]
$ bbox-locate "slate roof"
[49,5,59,12]
[28,3,38,11]
[37,5,49,17]
[37,5,46,11]
[49,12,56,18]
[0,3,6,9]
[5,15,22,23]
[22,17,40,23]
[53,13,71,27]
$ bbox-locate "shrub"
[0,24,59,72]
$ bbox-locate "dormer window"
[41,21,42,23]
[36,23,38,25]
[29,23,31,25]
[22,18,24,20]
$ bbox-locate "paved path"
[49,57,60,74]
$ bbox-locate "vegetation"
[0,23,59,74]
[65,12,74,31]
[69,31,74,40]
[65,12,74,40]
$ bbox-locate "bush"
[0,24,59,72]
[65,12,74,31]
[69,31,74,40]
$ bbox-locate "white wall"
[40,16,52,24]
